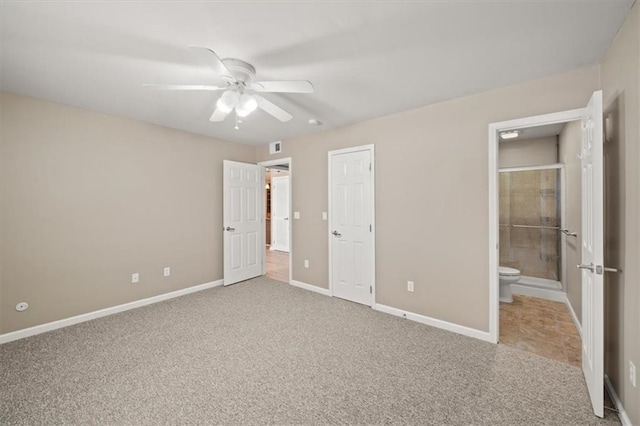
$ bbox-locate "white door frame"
[328,144,376,306]
[259,157,292,284]
[488,108,584,343]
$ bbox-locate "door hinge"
[369,224,372,232]
[369,163,372,171]
[370,286,372,294]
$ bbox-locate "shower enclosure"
[499,165,565,290]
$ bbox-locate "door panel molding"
[223,160,263,286]
[271,175,290,252]
[579,90,604,418]
[328,144,376,307]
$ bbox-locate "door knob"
[332,230,342,237]
[225,226,236,232]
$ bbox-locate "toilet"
[499,266,521,303]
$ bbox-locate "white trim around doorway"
[259,157,293,285]
[488,108,584,344]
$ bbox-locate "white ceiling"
[1,1,633,146]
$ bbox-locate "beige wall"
[600,2,640,423]
[0,92,256,334]
[257,66,600,332]
[558,121,582,322]
[498,136,558,168]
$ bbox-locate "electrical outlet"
[631,361,636,388]
[304,259,309,268]
[132,273,139,284]
[407,281,414,292]
[163,267,171,277]
[294,211,301,219]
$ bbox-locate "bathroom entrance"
[497,128,581,362]
[488,90,606,417]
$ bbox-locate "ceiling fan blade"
[256,96,293,122]
[188,46,234,80]
[251,80,314,94]
[209,107,229,122]
[143,84,225,91]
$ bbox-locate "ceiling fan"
[144,46,314,128]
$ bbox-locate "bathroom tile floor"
[499,294,581,367]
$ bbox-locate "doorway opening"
[496,157,584,362]
[498,155,580,366]
[260,158,292,284]
[492,118,584,366]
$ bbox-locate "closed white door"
[329,148,374,306]
[271,175,290,252]
[578,90,604,417]
[223,160,263,286]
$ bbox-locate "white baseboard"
[289,280,330,296]
[288,280,491,343]
[510,284,566,302]
[0,279,223,345]
[604,374,632,426]
[564,296,583,339]
[373,303,493,343]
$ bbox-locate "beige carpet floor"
[1,277,620,425]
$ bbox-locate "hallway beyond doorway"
[266,248,289,283]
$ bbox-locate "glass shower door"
[499,168,562,283]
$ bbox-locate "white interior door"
[579,90,604,418]
[329,148,374,306]
[271,175,290,252]
[223,160,262,286]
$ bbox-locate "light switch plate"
[322,212,327,220]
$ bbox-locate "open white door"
[578,90,604,418]
[271,175,290,252]
[223,160,263,286]
[329,146,375,306]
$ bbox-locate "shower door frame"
[498,163,567,295]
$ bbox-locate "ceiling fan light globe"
[217,90,240,113]
[236,94,258,117]
[216,97,233,114]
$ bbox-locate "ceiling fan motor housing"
[222,58,256,85]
